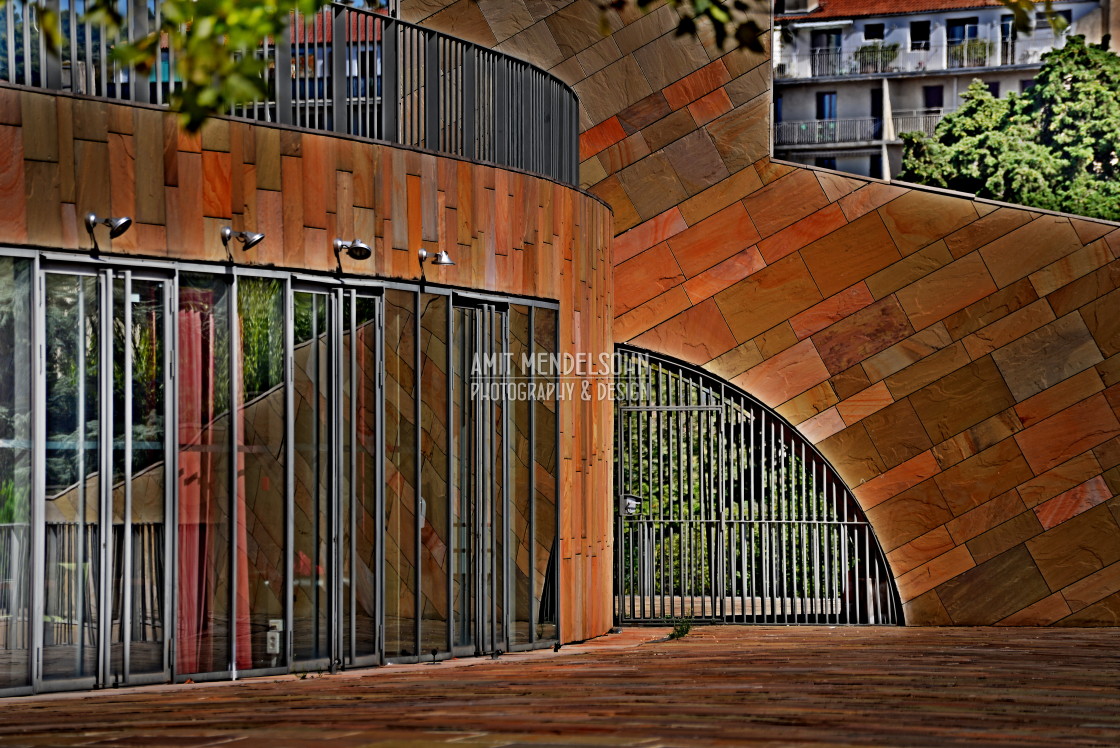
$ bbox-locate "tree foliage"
[899,35,1120,221]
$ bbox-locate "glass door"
[40,267,172,691]
[451,300,508,656]
[291,286,382,671]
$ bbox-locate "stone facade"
[408,0,1120,626]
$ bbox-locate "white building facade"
[772,0,1113,179]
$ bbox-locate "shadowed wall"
[408,0,1120,626]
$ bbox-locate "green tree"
[899,35,1120,221]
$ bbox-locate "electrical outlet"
[266,630,281,655]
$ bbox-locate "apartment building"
[773,0,1113,178]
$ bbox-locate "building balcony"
[774,109,947,146]
[0,1,578,185]
[774,36,1065,81]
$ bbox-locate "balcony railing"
[775,35,1066,80]
[0,1,578,185]
[774,109,949,146]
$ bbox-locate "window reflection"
[0,258,32,689]
[235,277,287,670]
[177,273,231,675]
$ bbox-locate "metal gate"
[614,346,901,625]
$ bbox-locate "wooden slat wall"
[0,84,616,643]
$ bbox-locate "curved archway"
[614,345,902,626]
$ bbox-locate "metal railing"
[775,35,1067,80]
[0,0,578,185]
[614,346,901,626]
[774,109,950,146]
[775,117,883,145]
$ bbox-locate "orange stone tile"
[1018,451,1104,509]
[614,242,685,315]
[630,298,737,364]
[812,296,913,375]
[776,382,840,425]
[896,545,975,603]
[687,87,733,126]
[895,252,998,331]
[1071,217,1116,245]
[943,206,1033,258]
[1033,476,1112,530]
[677,165,763,226]
[883,341,972,400]
[1029,239,1114,297]
[1061,559,1120,612]
[816,171,864,202]
[201,149,231,219]
[962,298,1056,360]
[996,591,1072,625]
[837,182,907,222]
[667,201,761,277]
[742,168,829,239]
[836,381,893,426]
[613,207,688,264]
[888,526,956,577]
[908,356,1016,442]
[1014,393,1120,474]
[945,490,1027,544]
[757,203,848,265]
[614,286,692,341]
[801,211,901,298]
[878,188,978,257]
[934,437,1033,516]
[853,450,942,511]
[796,407,846,443]
[733,339,830,408]
[662,59,731,110]
[714,253,822,343]
[1014,368,1105,427]
[579,116,627,161]
[682,247,765,304]
[980,216,1083,288]
[789,283,874,340]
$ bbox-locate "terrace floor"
[2,626,1119,746]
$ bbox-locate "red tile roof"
[777,0,1006,22]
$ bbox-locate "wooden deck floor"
[1,626,1118,746]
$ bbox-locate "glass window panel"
[490,307,506,650]
[345,294,380,662]
[111,278,168,680]
[384,290,416,658]
[0,258,32,689]
[235,277,287,670]
[292,291,329,663]
[419,294,448,656]
[128,280,168,675]
[533,308,558,641]
[450,307,472,650]
[177,273,231,675]
[43,273,101,681]
[508,305,532,646]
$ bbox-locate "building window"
[910,21,931,51]
[987,81,1000,97]
[923,85,944,113]
[816,91,838,120]
[869,154,883,179]
[814,156,837,170]
[947,17,980,44]
[864,23,884,41]
[1021,78,1036,92]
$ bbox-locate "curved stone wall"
[0,84,615,642]
[409,0,1120,626]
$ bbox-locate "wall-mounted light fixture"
[85,212,133,254]
[418,248,455,267]
[221,226,265,261]
[333,238,372,273]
